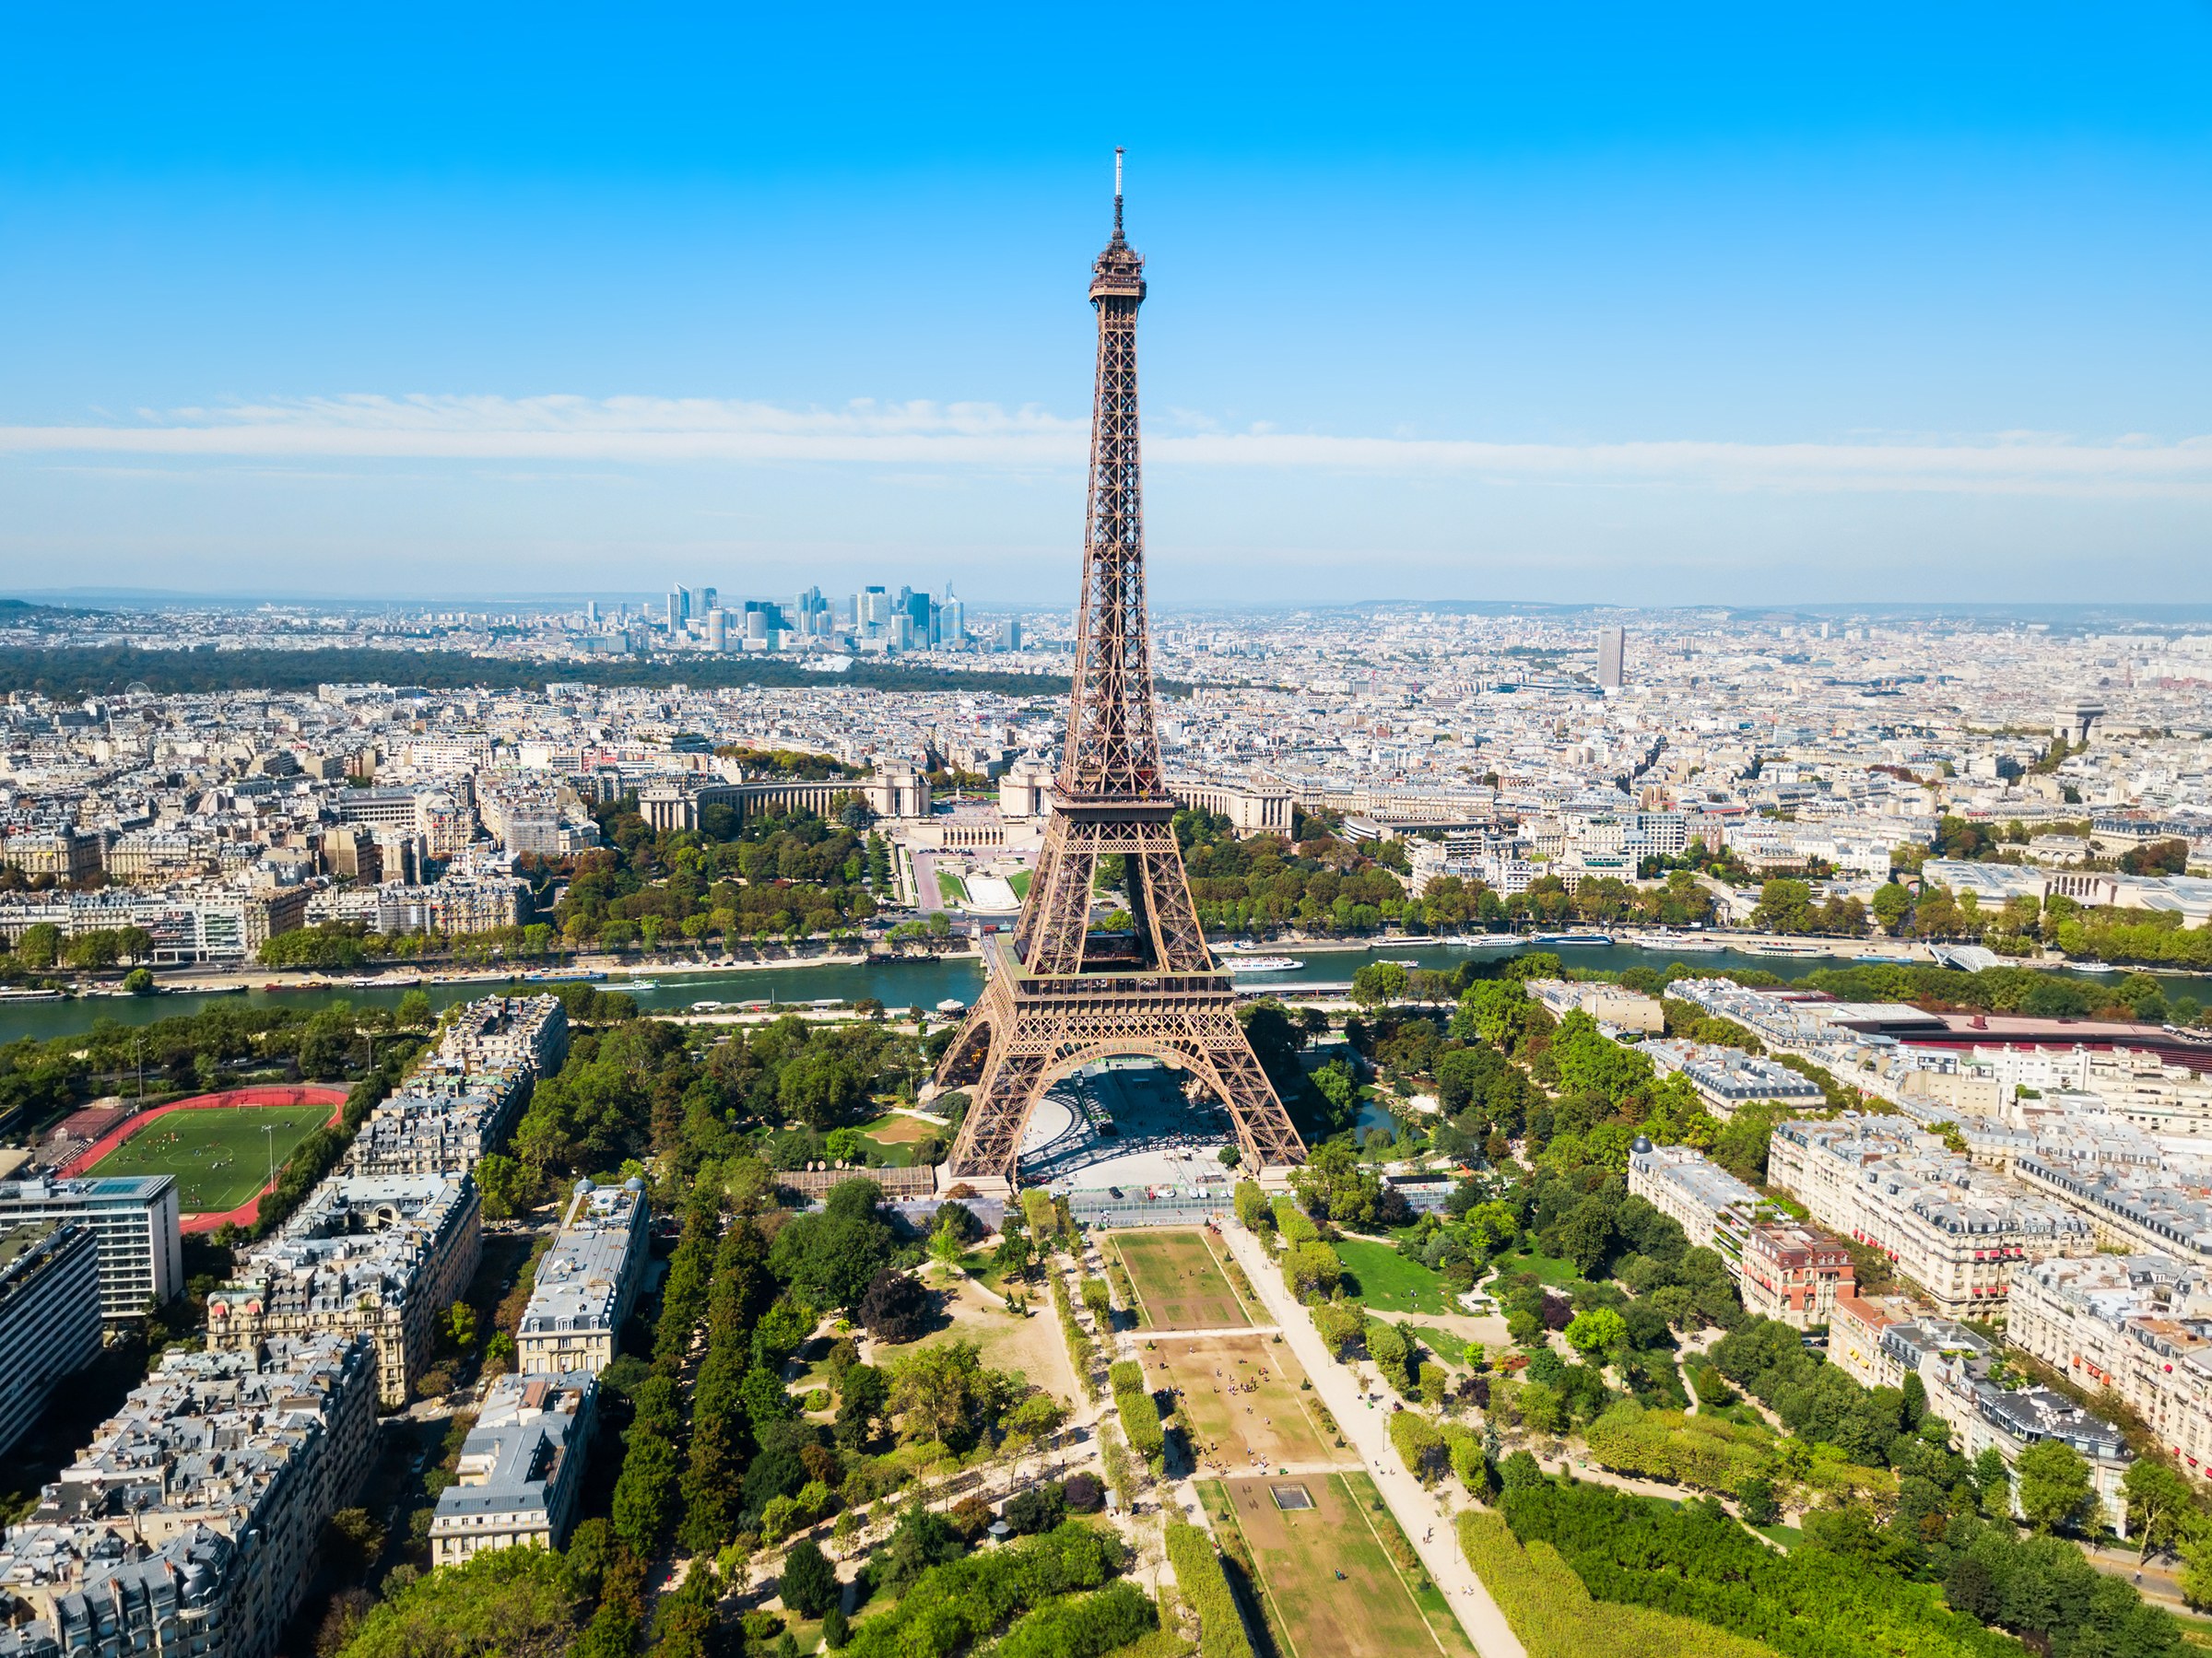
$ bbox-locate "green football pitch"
[90,1105,330,1215]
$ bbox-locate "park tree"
[610,1428,680,1558]
[474,1153,533,1220]
[778,1541,839,1618]
[834,1363,888,1449]
[1563,1307,1627,1355]
[858,1267,929,1344]
[888,1339,1018,1449]
[2123,1459,2196,1562]
[771,1179,894,1312]
[2015,1440,2093,1533]
[334,1544,579,1658]
[1350,961,1408,1011]
[16,923,60,970]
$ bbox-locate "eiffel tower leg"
[1191,1029,1306,1171]
[1018,810,1097,974]
[942,1021,1050,1189]
[1130,831,1209,971]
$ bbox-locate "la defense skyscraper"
[932,155,1308,1189]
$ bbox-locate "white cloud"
[2,394,2207,499]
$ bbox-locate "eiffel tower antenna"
[931,157,1307,1191]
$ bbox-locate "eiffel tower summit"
[930,154,1309,1194]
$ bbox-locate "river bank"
[6,933,2206,1047]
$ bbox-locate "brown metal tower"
[932,154,1308,1191]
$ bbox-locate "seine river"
[4,938,2205,1046]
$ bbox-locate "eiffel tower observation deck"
[931,154,1308,1193]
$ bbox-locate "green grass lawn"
[1493,1246,1583,1287]
[1114,1230,1248,1330]
[1751,1523,1802,1551]
[1008,870,1032,899]
[1333,1238,1458,1315]
[935,870,971,904]
[1397,1322,1474,1367]
[90,1103,330,1214]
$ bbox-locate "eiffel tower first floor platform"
[926,936,1308,1196]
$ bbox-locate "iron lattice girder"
[937,944,1307,1184]
[1015,807,1211,979]
[930,185,1308,1185]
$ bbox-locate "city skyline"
[3,6,2208,604]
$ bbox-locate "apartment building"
[1627,1139,1854,1328]
[0,1223,101,1457]
[2009,1156,2212,1266]
[426,994,569,1078]
[2006,1254,2212,1483]
[1641,1039,1825,1120]
[515,1179,650,1375]
[1892,1316,2134,1534]
[0,1335,377,1658]
[1830,1293,1905,1390]
[1738,1221,1857,1330]
[1627,1139,1764,1263]
[429,1370,596,1567]
[1524,979,1665,1034]
[1769,1117,2094,1317]
[207,1174,480,1406]
[343,1072,529,1179]
[0,1174,181,1322]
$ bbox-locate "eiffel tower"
[932,154,1308,1192]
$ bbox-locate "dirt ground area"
[1210,1472,1453,1658]
[892,1269,1079,1399]
[861,1113,930,1144]
[1112,1229,1249,1330]
[1141,1331,1342,1474]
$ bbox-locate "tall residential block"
[1597,626,1626,688]
[207,1174,481,1406]
[0,1222,101,1457]
[0,1175,182,1323]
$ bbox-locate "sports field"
[90,1103,328,1214]
[1202,1471,1477,1658]
[1146,1332,1339,1474]
[1113,1229,1249,1330]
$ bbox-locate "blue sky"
[2,3,2208,606]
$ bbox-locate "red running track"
[61,1086,349,1233]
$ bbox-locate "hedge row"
[1050,1273,1099,1399]
[994,1581,1158,1658]
[1164,1523,1255,1658]
[1233,1180,1273,1239]
[1104,1248,1145,1323]
[1081,1276,1113,1325]
[1275,1197,1320,1247]
[1021,1187,1061,1248]
[844,1521,1121,1658]
[1113,1367,1165,1460]
[1455,1511,1781,1658]
[1366,1317,1414,1394]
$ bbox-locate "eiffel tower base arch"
[930,938,1305,1195]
